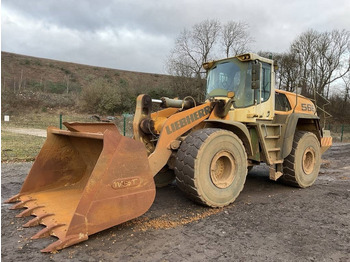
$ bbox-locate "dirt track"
[2,127,47,137]
[1,143,350,261]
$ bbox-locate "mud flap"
[6,124,155,252]
[321,130,332,154]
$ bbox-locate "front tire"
[281,131,321,188]
[175,128,247,207]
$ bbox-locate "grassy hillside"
[1,52,179,115]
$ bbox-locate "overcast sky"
[2,0,350,74]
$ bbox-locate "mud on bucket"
[6,123,155,252]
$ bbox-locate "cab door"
[256,62,274,120]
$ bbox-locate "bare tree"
[274,52,300,92]
[167,47,197,79]
[168,19,221,79]
[192,19,221,68]
[222,21,253,57]
[342,73,350,105]
[291,29,350,98]
[314,30,350,98]
[290,29,319,95]
[166,19,221,101]
[167,19,254,78]
[167,19,255,101]
[19,69,24,91]
[64,74,70,93]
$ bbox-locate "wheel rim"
[302,147,316,175]
[210,151,236,189]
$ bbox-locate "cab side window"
[261,63,271,102]
[275,92,291,111]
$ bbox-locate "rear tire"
[281,131,321,188]
[175,128,247,207]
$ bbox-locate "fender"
[281,113,321,158]
[204,119,253,157]
[148,102,211,175]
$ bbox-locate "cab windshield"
[206,59,254,108]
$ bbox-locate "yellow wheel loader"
[6,53,332,252]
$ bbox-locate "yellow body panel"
[275,89,316,115]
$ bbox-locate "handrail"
[309,91,332,129]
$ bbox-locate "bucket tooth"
[16,206,44,218]
[10,199,36,210]
[4,194,21,203]
[31,224,65,240]
[41,234,88,253]
[23,214,54,228]
[23,217,40,228]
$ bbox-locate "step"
[272,159,284,164]
[269,170,283,181]
[268,147,281,152]
[262,124,281,127]
[265,135,280,139]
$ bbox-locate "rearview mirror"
[251,62,261,89]
[227,91,235,98]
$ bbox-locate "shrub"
[79,78,123,114]
[27,80,44,92]
[47,82,66,94]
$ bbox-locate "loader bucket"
[6,123,155,252]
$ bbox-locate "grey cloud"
[2,0,191,36]
[2,0,349,74]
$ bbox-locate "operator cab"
[204,54,275,122]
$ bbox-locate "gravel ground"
[1,143,350,262]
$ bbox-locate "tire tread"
[175,128,247,207]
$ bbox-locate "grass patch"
[1,131,46,162]
[1,112,135,162]
[1,112,97,161]
[1,112,100,129]
[330,132,350,143]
